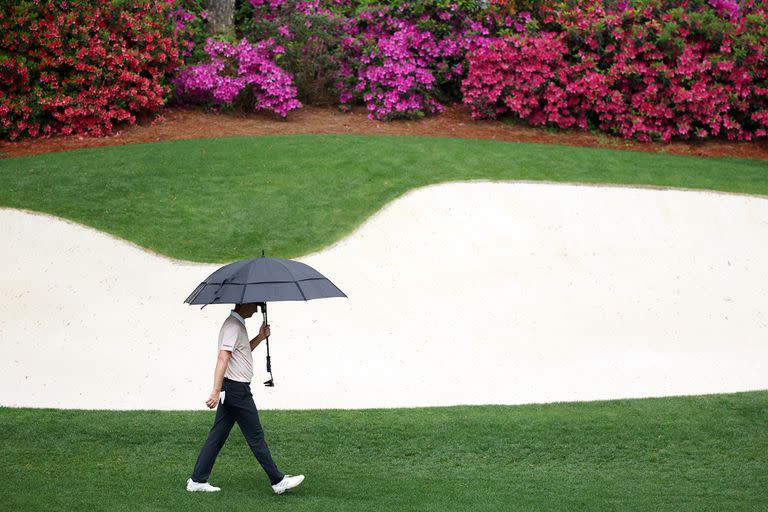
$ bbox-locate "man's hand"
[251,322,271,351]
[259,321,271,340]
[206,390,220,409]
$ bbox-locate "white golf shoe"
[186,478,221,492]
[271,474,305,494]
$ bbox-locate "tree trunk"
[204,0,235,35]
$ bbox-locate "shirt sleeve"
[218,322,238,352]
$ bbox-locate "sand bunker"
[1,181,767,410]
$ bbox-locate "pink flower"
[174,37,301,117]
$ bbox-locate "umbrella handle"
[263,304,275,387]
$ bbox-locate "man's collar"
[230,310,246,326]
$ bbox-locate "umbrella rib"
[294,281,308,301]
[184,282,206,303]
[273,258,296,278]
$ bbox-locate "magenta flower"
[174,37,301,117]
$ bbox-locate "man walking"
[186,302,304,494]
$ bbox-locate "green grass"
[1,134,766,262]
[1,391,766,511]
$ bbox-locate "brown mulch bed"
[2,103,768,160]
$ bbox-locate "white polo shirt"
[219,310,253,383]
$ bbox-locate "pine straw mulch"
[2,103,768,160]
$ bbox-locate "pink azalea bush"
[462,0,768,141]
[708,0,739,19]
[461,32,583,126]
[340,15,449,119]
[173,38,301,117]
[336,2,487,120]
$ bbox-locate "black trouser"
[191,378,284,485]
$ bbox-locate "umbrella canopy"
[184,256,347,306]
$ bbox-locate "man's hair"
[235,303,259,309]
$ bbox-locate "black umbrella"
[185,251,347,386]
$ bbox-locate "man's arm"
[249,321,271,351]
[205,350,232,409]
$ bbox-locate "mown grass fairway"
[1,391,766,511]
[1,134,767,262]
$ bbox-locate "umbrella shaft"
[263,307,271,372]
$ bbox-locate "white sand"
[1,181,767,410]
